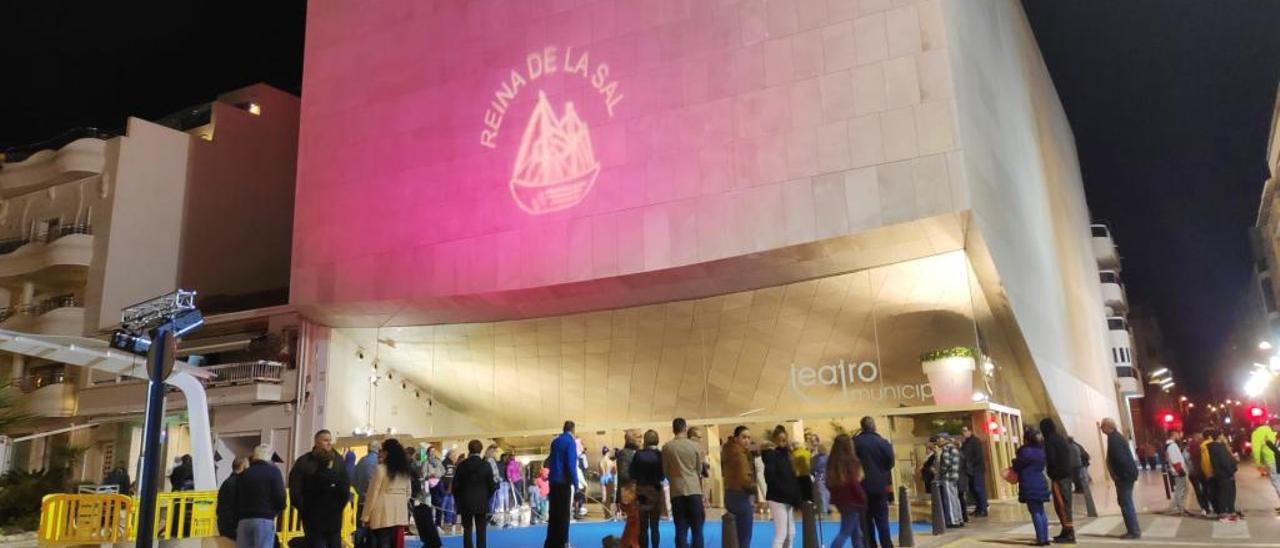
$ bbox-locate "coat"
[1105,430,1138,484]
[1209,441,1237,479]
[662,435,703,497]
[853,431,895,495]
[826,461,866,509]
[721,441,756,492]
[216,473,238,539]
[1253,425,1277,467]
[1040,419,1072,481]
[547,432,578,485]
[961,435,985,476]
[763,447,801,506]
[363,464,412,529]
[452,455,497,515]
[298,455,351,532]
[235,460,286,520]
[1012,445,1049,503]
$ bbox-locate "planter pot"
[921,356,976,405]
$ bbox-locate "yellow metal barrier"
[37,493,132,544]
[39,489,358,546]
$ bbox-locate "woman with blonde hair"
[825,434,866,548]
[763,425,801,548]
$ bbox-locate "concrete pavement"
[930,466,1280,546]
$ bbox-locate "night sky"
[1024,1,1280,391]
[4,2,1279,394]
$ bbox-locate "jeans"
[305,530,342,548]
[462,512,487,548]
[1189,476,1209,513]
[863,491,892,548]
[724,489,754,548]
[1026,501,1048,544]
[1050,478,1074,532]
[1269,472,1280,505]
[544,482,572,548]
[371,526,402,548]
[941,481,963,526]
[638,506,661,548]
[830,505,864,548]
[235,518,275,548]
[671,494,705,548]
[967,469,988,513]
[1201,477,1217,514]
[1116,481,1140,536]
[815,479,831,514]
[1169,474,1187,512]
[1215,477,1237,515]
[767,501,794,548]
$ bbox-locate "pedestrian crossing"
[1000,514,1266,540]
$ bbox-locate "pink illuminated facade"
[293,0,1129,498]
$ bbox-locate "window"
[1116,366,1136,378]
[1100,271,1120,284]
[1262,278,1278,314]
[1091,225,1110,238]
[1108,318,1127,330]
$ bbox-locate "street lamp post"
[109,290,203,548]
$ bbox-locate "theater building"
[278,0,1127,501]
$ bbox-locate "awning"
[0,329,211,380]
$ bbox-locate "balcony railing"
[17,369,72,393]
[1,127,117,164]
[204,361,285,387]
[0,223,92,258]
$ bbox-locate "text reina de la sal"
[480,45,624,149]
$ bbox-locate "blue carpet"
[409,519,928,547]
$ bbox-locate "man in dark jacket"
[1040,418,1075,543]
[288,429,351,548]
[237,445,286,548]
[1208,431,1239,521]
[544,420,579,548]
[216,457,249,541]
[1101,418,1140,539]
[854,416,895,548]
[454,440,497,548]
[960,426,989,517]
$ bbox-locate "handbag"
[1001,467,1019,484]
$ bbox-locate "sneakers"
[1120,532,1141,539]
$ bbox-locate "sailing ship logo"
[508,90,601,214]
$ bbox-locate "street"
[937,466,1280,546]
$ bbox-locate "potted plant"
[919,347,978,405]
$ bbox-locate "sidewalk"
[928,466,1280,546]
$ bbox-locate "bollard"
[930,479,946,535]
[721,510,738,548]
[1080,472,1098,518]
[801,500,819,548]
[898,485,915,548]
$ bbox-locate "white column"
[165,371,215,490]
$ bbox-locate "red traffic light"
[1162,413,1175,424]
[1251,406,1265,418]
[987,419,1000,433]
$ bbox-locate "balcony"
[1116,372,1144,397]
[77,361,293,415]
[18,369,77,417]
[0,132,108,196]
[0,225,93,281]
[0,295,85,336]
[1099,270,1128,315]
[1092,223,1120,270]
[1107,315,1134,367]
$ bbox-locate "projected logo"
[479,46,623,215]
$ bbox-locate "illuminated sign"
[479,45,623,214]
[789,360,933,403]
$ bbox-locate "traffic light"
[1162,413,1175,426]
[1251,406,1265,419]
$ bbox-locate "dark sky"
[4,2,1279,393]
[1023,1,1280,392]
[0,1,305,150]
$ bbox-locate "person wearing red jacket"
[826,434,868,548]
